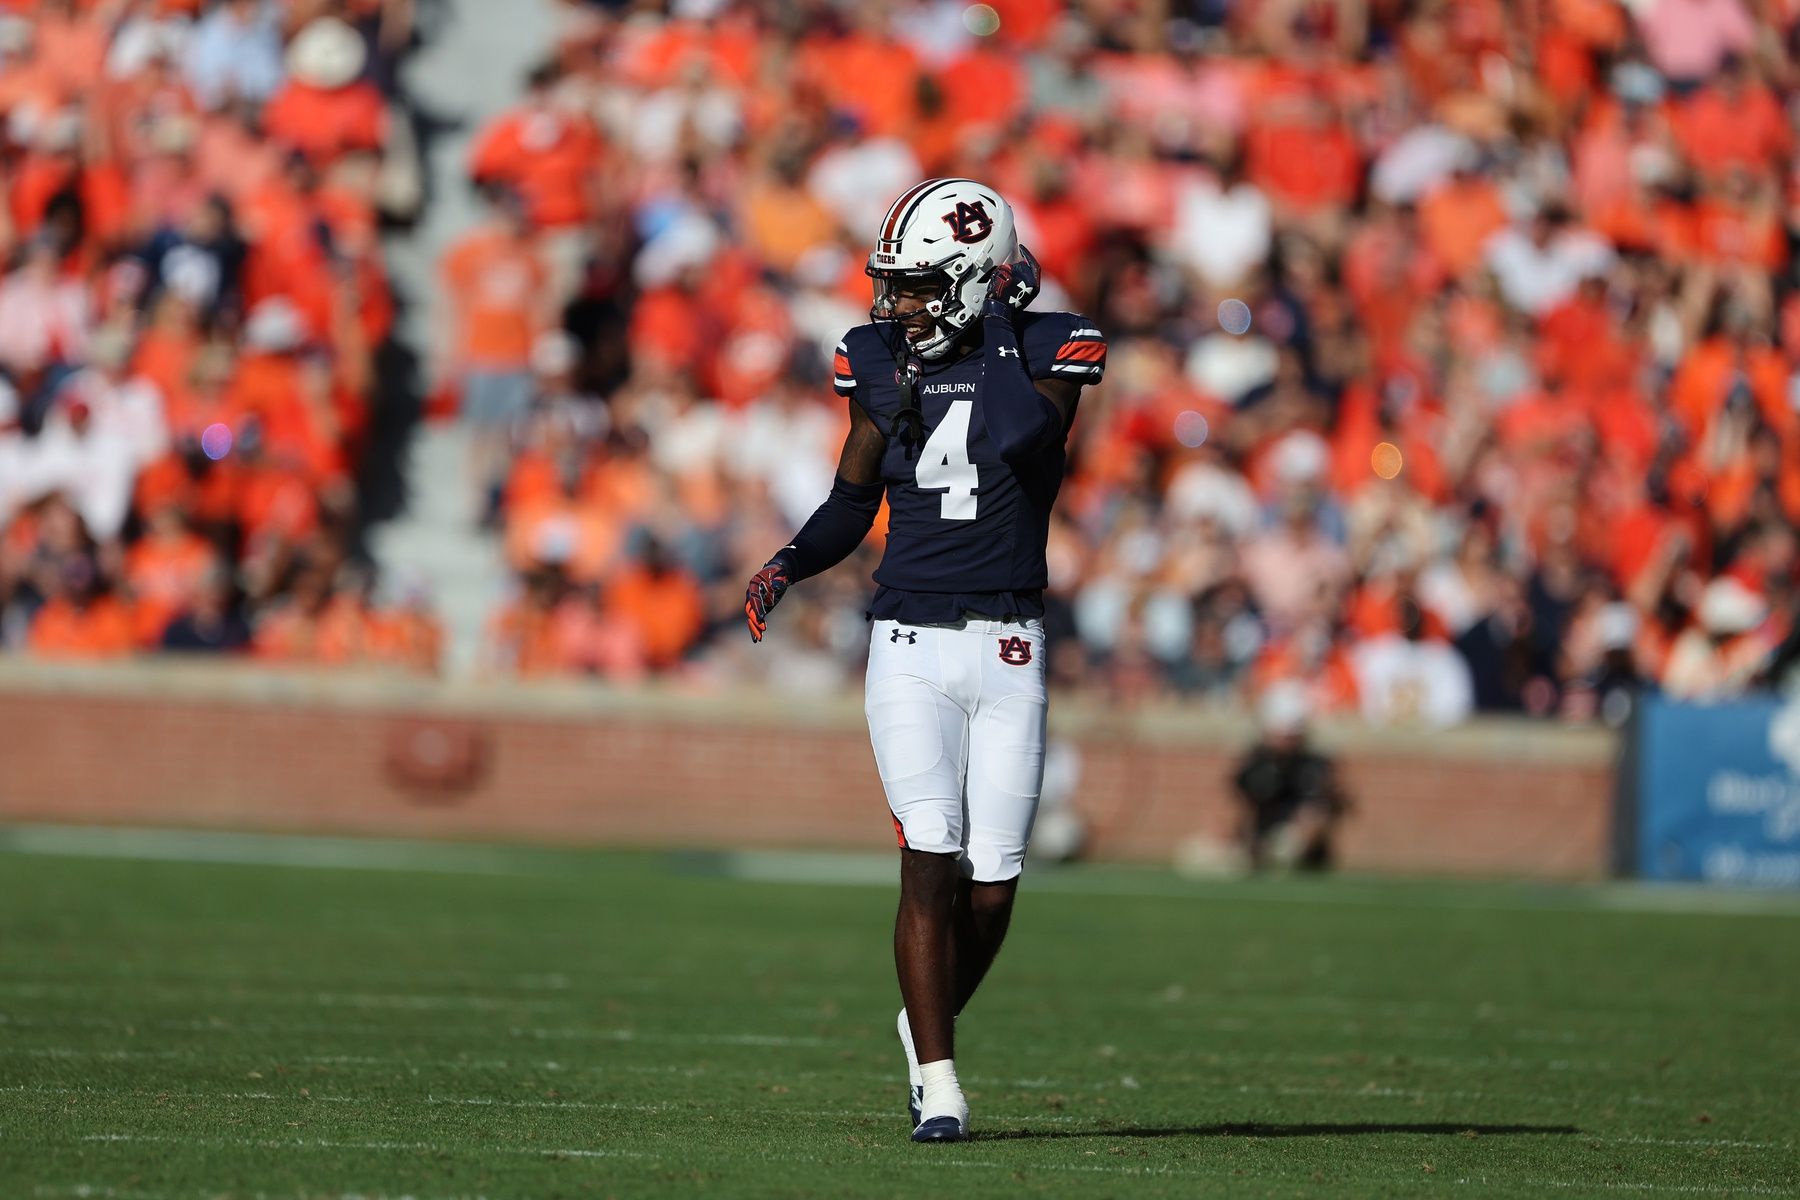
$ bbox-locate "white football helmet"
[866,178,1019,360]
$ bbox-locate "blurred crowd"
[0,0,441,669]
[6,1,1800,729]
[460,0,1800,725]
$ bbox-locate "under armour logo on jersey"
[997,636,1033,666]
[891,630,918,644]
[998,346,1019,358]
[943,200,993,244]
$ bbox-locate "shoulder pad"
[834,323,906,398]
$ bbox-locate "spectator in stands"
[1485,205,1617,318]
[27,554,134,660]
[484,561,578,679]
[0,379,28,526]
[28,384,144,545]
[1351,596,1476,728]
[601,536,705,673]
[442,190,548,524]
[1663,577,1776,699]
[467,59,603,299]
[160,562,251,654]
[1638,0,1760,88]
[2,494,90,647]
[369,574,446,676]
[0,236,91,379]
[1242,484,1351,635]
[263,17,387,167]
[126,502,216,647]
[183,0,285,113]
[1454,574,1542,713]
[1560,598,1648,725]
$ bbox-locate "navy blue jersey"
[833,311,1106,623]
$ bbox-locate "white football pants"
[864,617,1048,882]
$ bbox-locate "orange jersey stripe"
[833,352,852,376]
[1054,342,1107,363]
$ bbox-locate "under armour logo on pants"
[891,630,918,644]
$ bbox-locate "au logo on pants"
[997,636,1032,666]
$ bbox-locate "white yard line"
[420,1095,1093,1124]
[8,1083,1787,1153]
[714,850,1800,917]
[0,1035,1634,1075]
[0,957,1763,1032]
[1496,1181,1796,1196]
[8,825,1800,917]
[4,1084,1077,1124]
[57,1132,1181,1179]
[1609,1135,1795,1149]
[0,981,571,1013]
[0,825,528,876]
[15,1014,1773,1081]
[0,1012,824,1047]
[34,1189,501,1200]
[5,978,1779,1053]
[53,1133,1372,1183]
[3,971,1770,1042]
[76,1132,645,1160]
[0,1050,1758,1115]
[8,1046,811,1070]
[5,964,590,994]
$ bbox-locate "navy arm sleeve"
[774,330,889,581]
[979,311,1065,462]
[779,474,885,582]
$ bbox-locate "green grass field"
[1,826,1796,1199]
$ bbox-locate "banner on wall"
[1628,695,1800,886]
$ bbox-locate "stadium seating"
[3,0,1797,726]
[0,0,438,670]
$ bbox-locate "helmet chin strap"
[885,326,926,458]
[882,308,984,457]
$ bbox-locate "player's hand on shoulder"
[744,553,794,643]
[985,246,1041,317]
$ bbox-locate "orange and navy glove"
[985,245,1041,316]
[744,552,795,643]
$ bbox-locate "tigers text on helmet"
[866,178,1019,361]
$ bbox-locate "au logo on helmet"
[944,200,994,244]
[997,636,1033,666]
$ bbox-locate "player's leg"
[895,846,961,1064]
[894,870,1010,1126]
[893,847,971,1139]
[952,875,1019,1013]
[958,619,1050,1010]
[865,620,973,1138]
[898,872,1014,1109]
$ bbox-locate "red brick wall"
[0,665,1616,878]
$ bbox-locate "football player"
[744,179,1106,1142]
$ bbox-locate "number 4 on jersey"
[916,399,978,520]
